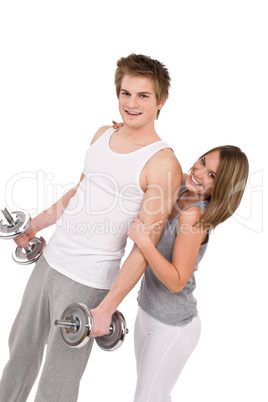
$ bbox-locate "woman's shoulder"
[178,205,204,225]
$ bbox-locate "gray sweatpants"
[0,255,109,402]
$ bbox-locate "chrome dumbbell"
[0,207,46,265]
[55,303,128,351]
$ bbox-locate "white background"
[0,1,267,401]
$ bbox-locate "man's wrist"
[97,299,116,316]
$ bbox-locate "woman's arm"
[128,207,207,293]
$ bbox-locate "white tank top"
[44,127,170,289]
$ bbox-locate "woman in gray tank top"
[128,145,249,402]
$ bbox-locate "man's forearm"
[32,186,79,232]
[97,244,147,315]
[96,220,167,315]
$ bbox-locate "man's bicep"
[138,159,182,244]
[139,185,168,223]
[138,186,170,245]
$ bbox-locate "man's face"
[118,75,165,129]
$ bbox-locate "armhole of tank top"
[174,201,208,237]
[136,144,171,194]
[90,127,114,148]
[83,128,114,175]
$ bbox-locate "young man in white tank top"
[0,54,182,401]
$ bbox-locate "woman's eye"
[201,157,205,166]
[209,172,215,179]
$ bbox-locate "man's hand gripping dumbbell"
[55,302,128,351]
[0,207,46,264]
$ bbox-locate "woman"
[128,145,249,402]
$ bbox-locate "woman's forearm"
[138,240,181,293]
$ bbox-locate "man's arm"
[32,125,111,231]
[14,172,85,248]
[90,149,182,336]
[14,125,111,249]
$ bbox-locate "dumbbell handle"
[55,317,114,335]
[55,319,78,328]
[0,207,46,264]
[1,208,17,227]
[1,208,34,252]
[23,244,34,253]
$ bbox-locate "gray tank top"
[137,182,209,326]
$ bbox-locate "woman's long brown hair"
[197,145,249,231]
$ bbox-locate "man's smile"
[124,109,142,116]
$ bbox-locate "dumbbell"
[55,302,128,351]
[0,207,46,265]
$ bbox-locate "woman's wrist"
[136,236,154,252]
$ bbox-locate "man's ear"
[157,95,167,111]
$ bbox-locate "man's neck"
[119,124,161,145]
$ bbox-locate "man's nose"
[127,96,139,108]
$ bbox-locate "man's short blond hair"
[115,54,171,119]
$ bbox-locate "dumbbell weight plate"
[0,211,31,239]
[58,303,93,348]
[95,310,128,351]
[12,236,46,265]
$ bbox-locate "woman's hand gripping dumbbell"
[0,207,46,264]
[55,303,129,351]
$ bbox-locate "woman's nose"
[193,166,205,179]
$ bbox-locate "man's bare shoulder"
[90,125,112,145]
[141,147,182,194]
[147,147,181,175]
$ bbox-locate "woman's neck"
[169,189,209,220]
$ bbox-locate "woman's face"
[185,150,220,198]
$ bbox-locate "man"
[0,54,182,401]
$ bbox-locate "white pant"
[134,307,201,402]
